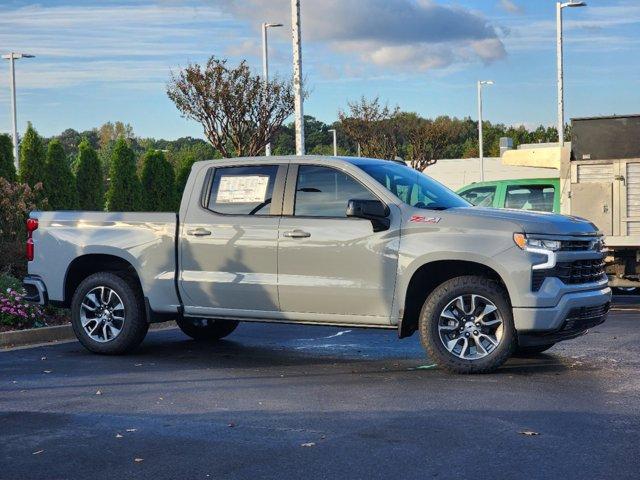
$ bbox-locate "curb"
[0,321,177,350]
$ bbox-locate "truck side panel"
[28,211,180,314]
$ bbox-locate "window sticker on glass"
[216,175,270,203]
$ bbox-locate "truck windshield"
[355,161,470,210]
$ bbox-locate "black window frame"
[200,163,288,217]
[282,164,386,219]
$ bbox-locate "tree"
[172,143,216,201]
[19,122,46,187]
[106,137,142,211]
[76,138,104,210]
[98,121,134,149]
[45,139,78,210]
[140,150,175,212]
[55,128,82,158]
[0,134,16,181]
[338,97,402,159]
[403,115,463,170]
[167,56,296,157]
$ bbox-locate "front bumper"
[513,286,611,346]
[22,275,48,305]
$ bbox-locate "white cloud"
[219,0,506,71]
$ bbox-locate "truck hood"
[448,207,600,236]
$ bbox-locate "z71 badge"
[410,215,441,224]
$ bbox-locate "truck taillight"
[26,238,34,261]
[26,218,38,261]
[27,218,38,233]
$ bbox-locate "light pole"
[557,1,586,146]
[477,80,494,182]
[262,22,283,156]
[328,129,337,156]
[291,0,305,155]
[3,52,35,170]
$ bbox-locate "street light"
[261,22,283,156]
[291,0,305,155]
[328,129,337,156]
[477,80,494,182]
[557,1,586,146]
[3,52,35,170]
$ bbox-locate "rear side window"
[294,165,377,217]
[206,165,278,215]
[505,185,555,212]
[459,186,496,207]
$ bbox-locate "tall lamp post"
[3,52,35,170]
[557,1,586,146]
[477,80,494,182]
[328,128,337,156]
[262,22,283,156]
[291,0,305,155]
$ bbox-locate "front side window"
[505,185,555,212]
[459,186,496,207]
[354,161,469,210]
[294,165,377,217]
[207,165,278,215]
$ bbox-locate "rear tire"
[514,343,555,356]
[176,318,239,341]
[419,275,515,374]
[71,272,148,355]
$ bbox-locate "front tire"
[176,318,239,341]
[419,276,515,374]
[71,272,148,354]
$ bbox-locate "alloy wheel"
[438,294,504,360]
[80,286,125,343]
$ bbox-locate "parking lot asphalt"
[1,305,639,480]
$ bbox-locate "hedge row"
[1,125,182,212]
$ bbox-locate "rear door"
[276,163,400,323]
[179,163,287,317]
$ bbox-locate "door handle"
[283,229,311,238]
[187,228,212,237]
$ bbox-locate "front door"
[179,163,286,318]
[277,164,400,323]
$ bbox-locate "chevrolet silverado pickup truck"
[22,156,611,373]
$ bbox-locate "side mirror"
[346,199,391,232]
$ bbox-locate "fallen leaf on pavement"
[519,430,540,436]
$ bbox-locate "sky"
[0,0,639,140]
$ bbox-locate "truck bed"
[28,211,181,315]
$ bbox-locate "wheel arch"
[398,259,512,339]
[63,254,143,308]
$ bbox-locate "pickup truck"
[22,156,611,373]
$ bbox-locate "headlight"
[513,233,560,251]
[513,233,558,270]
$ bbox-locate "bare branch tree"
[167,57,295,158]
[338,97,402,160]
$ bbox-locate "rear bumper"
[513,286,611,346]
[22,275,48,305]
